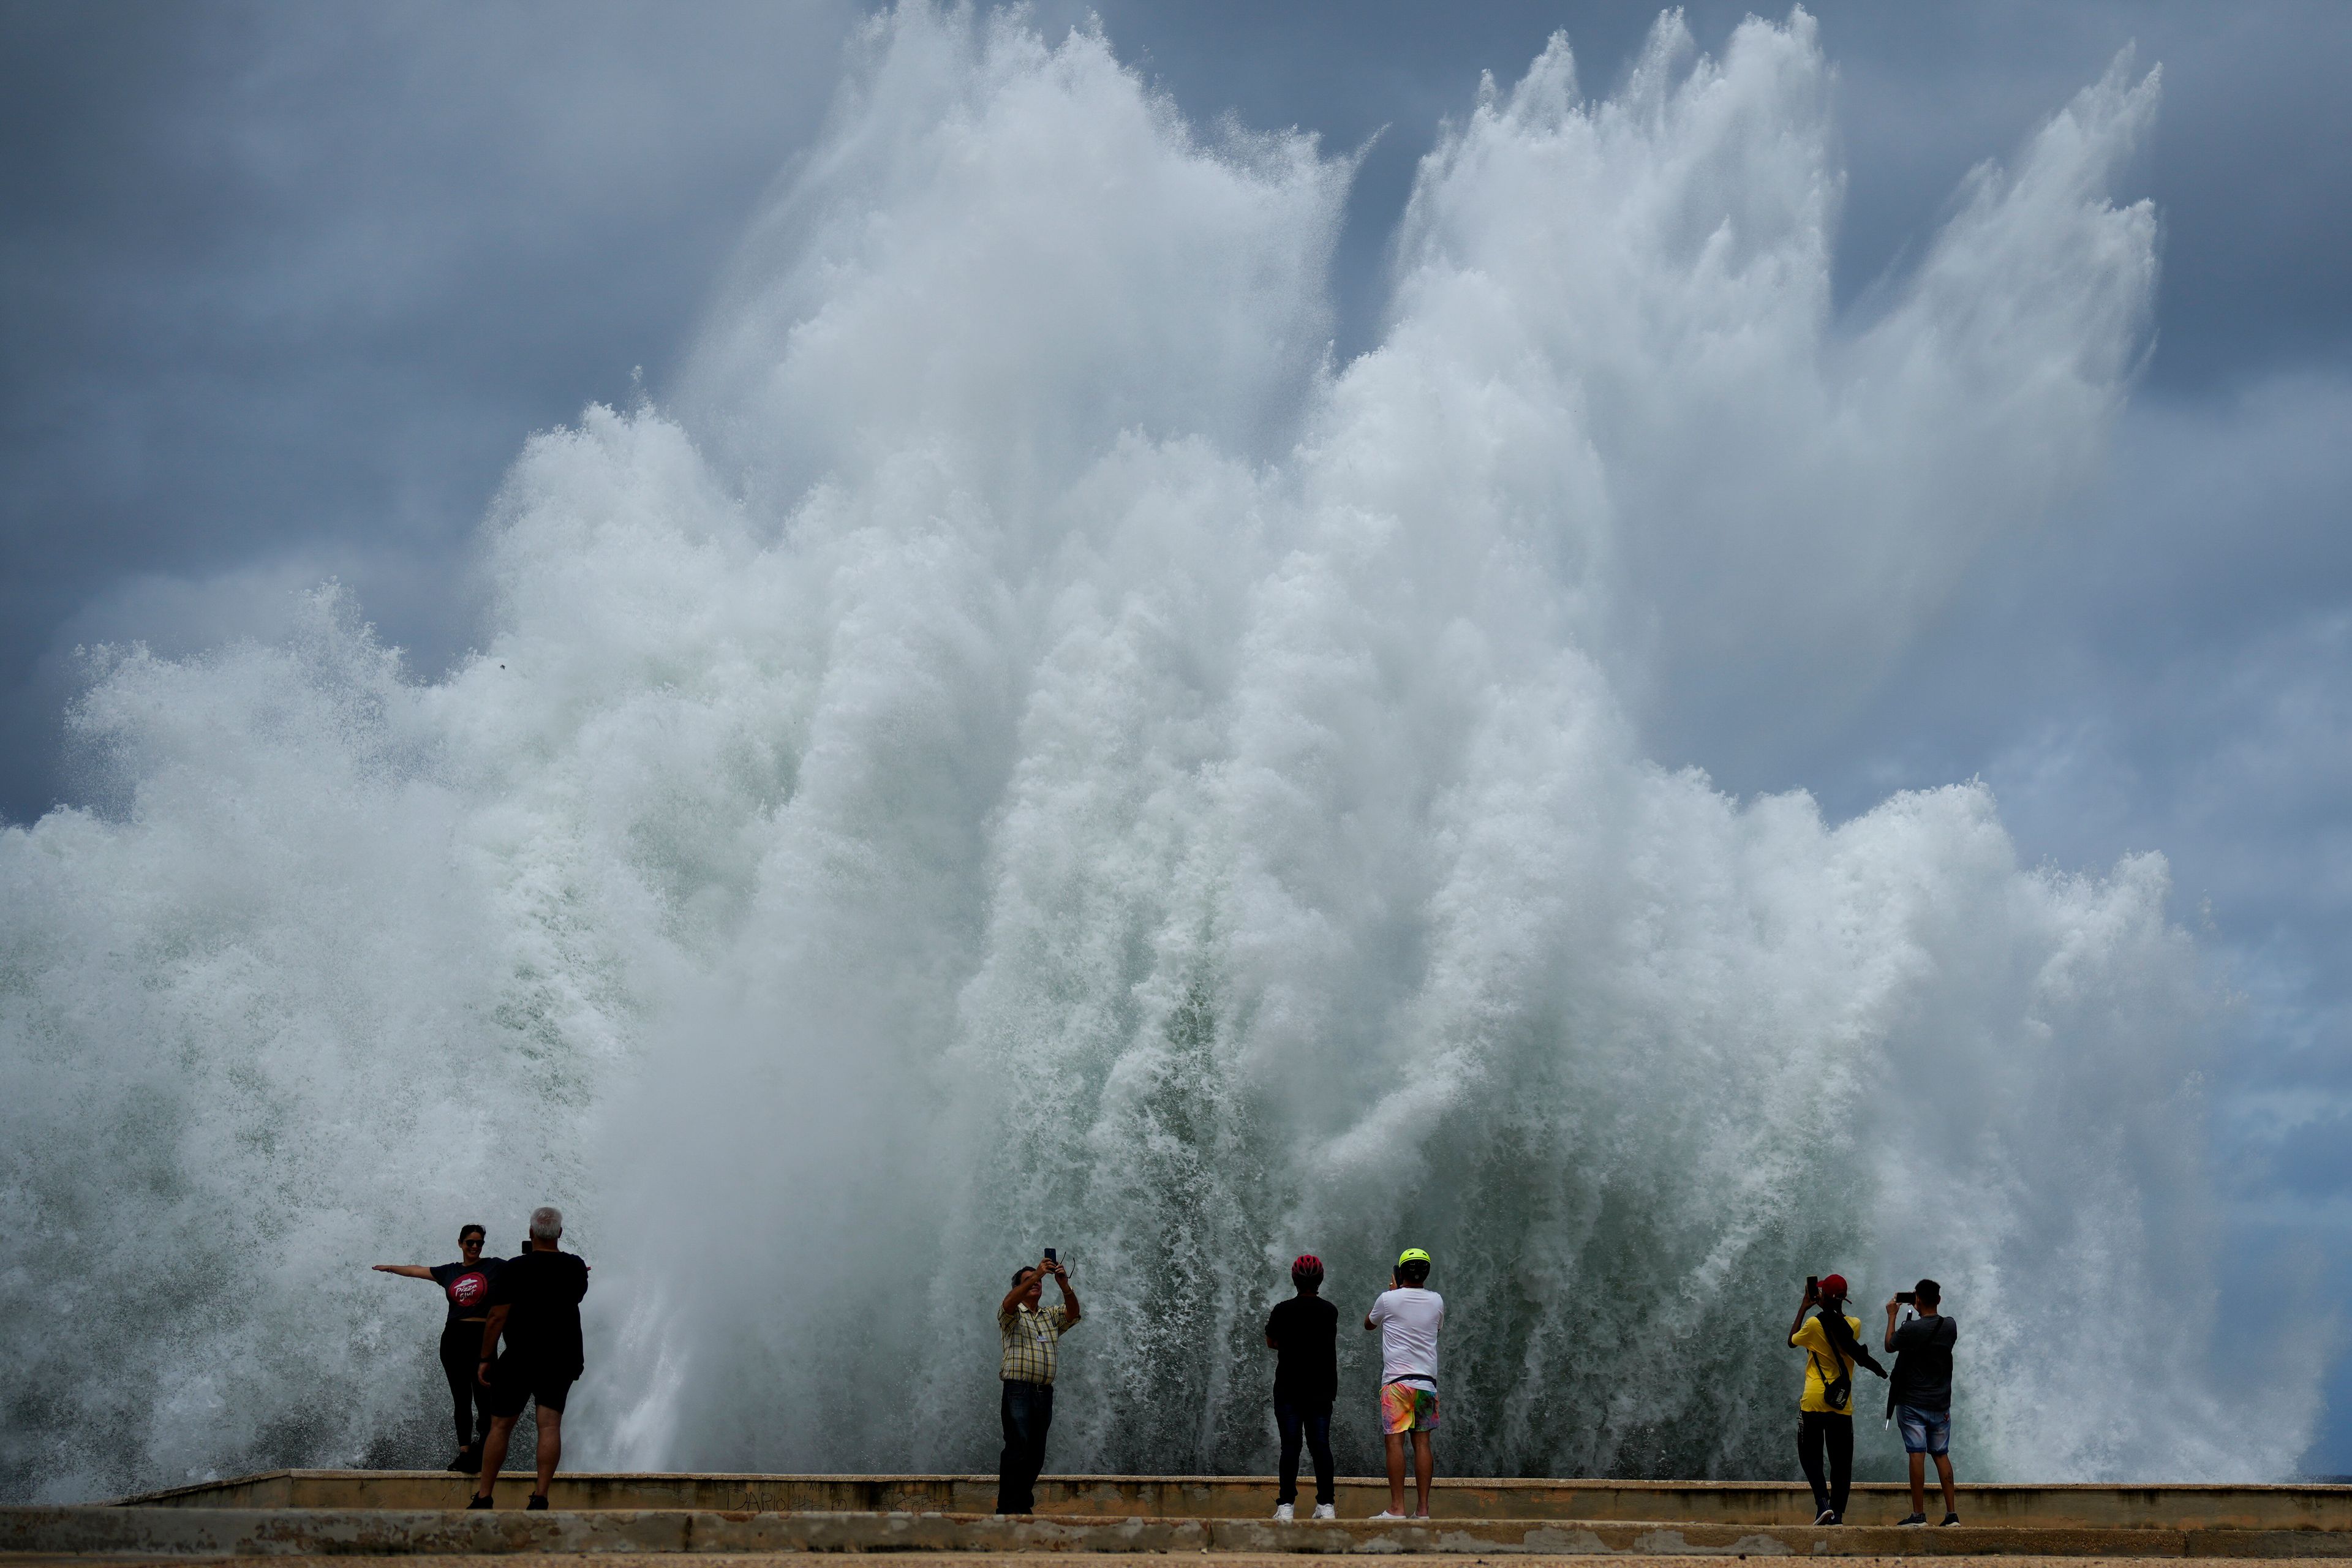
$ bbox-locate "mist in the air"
[0,4,2320,1501]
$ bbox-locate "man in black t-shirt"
[1264,1254,1338,1521]
[469,1206,590,1511]
[1883,1278,1960,1526]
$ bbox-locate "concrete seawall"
[13,1504,2352,1558]
[116,1472,2352,1532]
[12,1474,2336,1560]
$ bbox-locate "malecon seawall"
[108,1471,2352,1530]
[2,1470,2343,1559]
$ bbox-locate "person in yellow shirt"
[1785,1273,1887,1525]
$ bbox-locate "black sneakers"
[447,1447,481,1475]
[526,1494,550,1512]
[466,1494,493,1510]
[1942,1513,1962,1526]
[1897,1513,1927,1526]
[1812,1509,1839,1525]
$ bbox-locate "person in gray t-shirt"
[1883,1280,1959,1526]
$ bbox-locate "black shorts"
[485,1354,578,1418]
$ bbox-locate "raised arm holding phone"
[1786,1273,1886,1526]
[1884,1281,1960,1526]
[1365,1248,1443,1521]
[995,1253,1079,1516]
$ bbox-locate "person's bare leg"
[1384,1432,1406,1514]
[533,1408,563,1499]
[1909,1452,1927,1513]
[1934,1453,1956,1516]
[474,1415,518,1500]
[1412,1430,1434,1517]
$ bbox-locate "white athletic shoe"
[1273,1504,1293,1522]
[1372,1510,1407,1520]
[1313,1504,1336,1521]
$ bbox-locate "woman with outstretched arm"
[373,1224,505,1473]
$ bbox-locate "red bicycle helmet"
[1291,1253,1324,1283]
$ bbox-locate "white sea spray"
[0,6,2313,1498]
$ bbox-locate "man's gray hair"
[529,1205,564,1242]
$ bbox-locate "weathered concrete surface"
[15,1508,2352,1558]
[115,1476,2352,1533]
[7,1558,2336,1568]
[7,1559,2344,1568]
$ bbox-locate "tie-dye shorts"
[1380,1381,1439,1434]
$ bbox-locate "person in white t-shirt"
[1363,1247,1444,1520]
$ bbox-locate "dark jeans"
[997,1379,1054,1514]
[438,1322,492,1450]
[1274,1398,1333,1506]
[1796,1411,1853,1520]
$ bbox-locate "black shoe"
[1897,1513,1926,1526]
[526,1494,549,1512]
[1813,1509,1836,1526]
[448,1447,481,1475]
[1942,1512,1961,1526]
[466,1494,493,1510]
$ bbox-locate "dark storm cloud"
[0,0,857,819]
[1086,0,2352,391]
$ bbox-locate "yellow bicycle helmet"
[1398,1248,1431,1267]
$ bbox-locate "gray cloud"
[1,0,859,816]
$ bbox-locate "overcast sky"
[6,0,2351,1469]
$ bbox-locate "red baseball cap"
[1818,1273,1849,1300]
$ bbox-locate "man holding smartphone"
[1884,1280,1959,1526]
[995,1253,1080,1515]
[1365,1248,1443,1520]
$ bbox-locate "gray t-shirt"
[1888,1313,1956,1411]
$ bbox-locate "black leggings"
[439,1322,492,1450]
[1796,1411,1853,1520]
[1274,1399,1333,1506]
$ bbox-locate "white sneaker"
[1313,1504,1336,1521]
[1273,1504,1293,1522]
[1372,1510,1406,1520]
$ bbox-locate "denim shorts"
[1894,1403,1951,1455]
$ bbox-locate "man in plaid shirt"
[995,1256,1081,1514]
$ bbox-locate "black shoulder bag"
[1807,1308,1887,1414]
[1807,1337,1853,1413]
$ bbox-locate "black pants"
[997,1379,1054,1514]
[439,1322,492,1451]
[1796,1411,1853,1520]
[1274,1398,1333,1506]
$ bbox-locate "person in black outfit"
[1264,1254,1338,1521]
[372,1224,503,1472]
[469,1206,589,1510]
[1884,1280,1960,1526]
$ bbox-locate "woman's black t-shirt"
[1265,1294,1339,1409]
[428,1259,503,1329]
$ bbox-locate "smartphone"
[1043,1248,1057,1264]
[1805,1275,1819,1296]
[1896,1291,1916,1305]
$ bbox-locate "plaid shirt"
[998,1302,1072,1385]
